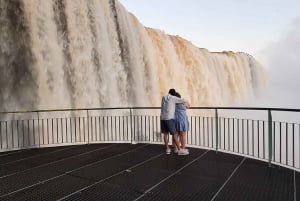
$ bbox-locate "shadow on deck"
[0,143,298,201]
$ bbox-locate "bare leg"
[164,133,170,150]
[179,131,187,149]
[172,133,181,151]
[172,135,179,151]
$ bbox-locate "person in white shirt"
[160,89,189,155]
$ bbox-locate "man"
[160,89,189,155]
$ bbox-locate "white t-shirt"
[160,94,185,120]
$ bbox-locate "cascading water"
[0,0,266,111]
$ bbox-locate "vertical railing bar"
[130,108,133,144]
[237,119,239,153]
[257,120,260,158]
[233,118,235,152]
[247,119,249,155]
[106,116,109,141]
[28,120,31,146]
[87,110,89,144]
[292,123,295,168]
[118,115,121,141]
[157,115,160,143]
[37,112,40,147]
[194,116,197,146]
[142,116,145,142]
[0,121,2,149]
[105,115,107,142]
[263,121,265,159]
[273,121,276,162]
[151,116,154,142]
[198,116,200,146]
[123,116,125,141]
[79,116,85,142]
[33,119,36,146]
[228,118,230,151]
[268,110,273,167]
[206,117,209,147]
[74,117,76,142]
[107,116,109,141]
[70,118,72,144]
[144,116,146,141]
[95,116,97,142]
[5,121,8,148]
[55,118,58,144]
[202,117,205,147]
[110,116,113,141]
[127,115,130,142]
[60,117,64,144]
[242,119,244,154]
[98,116,101,142]
[65,117,68,143]
[280,122,282,163]
[215,109,218,152]
[286,122,288,165]
[99,116,102,142]
[190,116,193,145]
[211,117,214,149]
[139,116,141,141]
[17,120,19,148]
[223,118,225,150]
[219,118,221,149]
[114,116,116,141]
[42,119,45,145]
[198,116,201,146]
[51,118,54,144]
[252,120,254,156]
[90,116,93,142]
[103,116,106,142]
[22,120,25,147]
[11,120,14,148]
[148,116,150,142]
[191,116,193,145]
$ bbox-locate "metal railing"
[0,107,299,172]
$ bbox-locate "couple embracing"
[160,88,190,155]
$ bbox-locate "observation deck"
[0,107,299,200]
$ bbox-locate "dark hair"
[175,92,181,98]
[168,88,176,96]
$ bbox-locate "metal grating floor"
[0,143,298,201]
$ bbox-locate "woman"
[174,92,190,154]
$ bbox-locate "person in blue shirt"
[174,92,190,153]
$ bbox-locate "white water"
[0,0,266,111]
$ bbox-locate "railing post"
[87,110,89,144]
[215,108,218,153]
[37,111,40,148]
[268,109,273,166]
[130,108,133,144]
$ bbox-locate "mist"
[253,18,300,109]
[242,18,300,123]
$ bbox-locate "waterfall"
[0,0,266,111]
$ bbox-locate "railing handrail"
[1,106,300,114]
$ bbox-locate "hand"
[185,102,190,108]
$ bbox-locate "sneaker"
[183,149,189,153]
[166,149,171,155]
[178,149,189,156]
[174,149,178,154]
